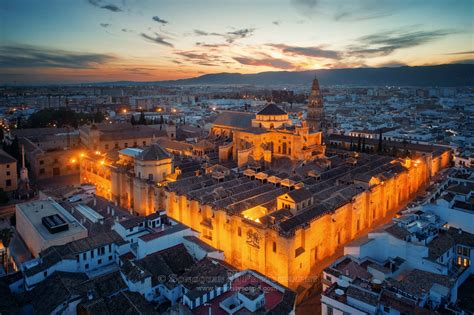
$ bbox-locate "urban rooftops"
[16,199,87,241]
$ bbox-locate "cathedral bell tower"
[307,77,324,131]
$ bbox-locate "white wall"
[24,242,126,290]
[428,204,474,234]
[347,232,449,276]
[136,228,194,259]
[321,296,366,315]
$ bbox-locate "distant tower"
[20,145,29,183]
[307,77,324,131]
[18,144,33,199]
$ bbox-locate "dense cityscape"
[1,1,473,314]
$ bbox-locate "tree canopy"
[26,108,104,128]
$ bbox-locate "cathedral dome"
[257,103,287,116]
[252,103,291,129]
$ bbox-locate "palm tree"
[0,228,14,273]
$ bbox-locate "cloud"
[195,42,228,48]
[334,2,394,22]
[334,10,393,21]
[141,33,174,47]
[233,56,296,69]
[174,50,227,66]
[376,60,408,67]
[349,28,455,58]
[225,28,255,43]
[444,50,474,55]
[152,16,168,24]
[88,0,122,12]
[321,60,368,69]
[101,4,121,12]
[268,44,341,59]
[193,28,255,43]
[100,23,110,28]
[272,21,281,26]
[291,0,318,17]
[0,44,115,69]
[194,29,207,36]
[193,29,221,37]
[122,67,157,75]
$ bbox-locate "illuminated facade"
[164,151,451,292]
[80,144,173,216]
[0,149,17,192]
[306,77,324,131]
[211,103,325,167]
[79,81,452,297]
[79,123,172,152]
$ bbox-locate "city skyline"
[1,0,473,83]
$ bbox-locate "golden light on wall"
[242,206,267,223]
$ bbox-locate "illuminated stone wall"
[231,128,324,165]
[81,150,170,216]
[164,156,445,291]
[80,155,113,200]
[212,123,324,164]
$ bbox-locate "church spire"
[306,76,324,131]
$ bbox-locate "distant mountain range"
[90,64,474,87]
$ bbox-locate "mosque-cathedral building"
[80,78,452,294]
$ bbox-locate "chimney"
[87,289,94,300]
[371,279,382,292]
[335,289,345,302]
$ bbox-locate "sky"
[0,0,473,84]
